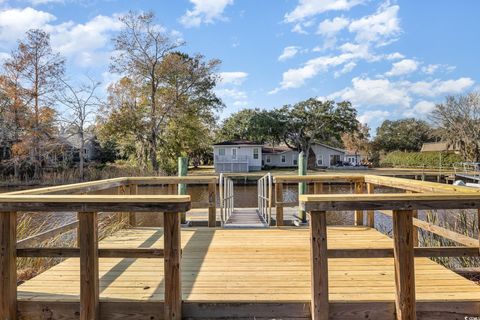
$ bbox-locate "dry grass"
[419,209,480,269]
[16,211,129,284]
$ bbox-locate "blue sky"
[0,0,479,131]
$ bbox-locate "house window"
[232,148,237,159]
[293,159,298,165]
[316,155,323,166]
[281,155,286,163]
[219,148,225,156]
[330,154,341,166]
[266,156,271,163]
[253,148,259,159]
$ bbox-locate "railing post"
[298,151,307,223]
[164,212,182,319]
[354,182,364,226]
[366,183,375,228]
[0,211,17,320]
[208,181,216,227]
[392,210,416,320]
[313,182,323,194]
[310,210,329,320]
[275,182,284,226]
[129,184,138,227]
[406,191,419,246]
[178,157,188,224]
[79,211,99,320]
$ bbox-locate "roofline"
[314,143,346,153]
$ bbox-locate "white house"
[213,140,263,173]
[262,146,299,168]
[213,140,353,173]
[311,143,347,168]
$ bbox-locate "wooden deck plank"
[18,226,480,306]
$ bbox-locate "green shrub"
[380,151,462,168]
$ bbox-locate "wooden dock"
[17,226,480,319]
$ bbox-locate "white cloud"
[285,0,364,23]
[0,7,122,68]
[179,0,234,28]
[49,15,122,66]
[358,110,390,124]
[331,77,411,107]
[218,71,248,85]
[385,52,404,60]
[0,7,56,44]
[348,3,401,46]
[330,77,474,119]
[317,16,349,36]
[407,77,474,97]
[270,52,363,93]
[422,64,439,75]
[385,59,419,77]
[334,61,356,78]
[29,0,64,5]
[278,46,301,61]
[411,100,436,115]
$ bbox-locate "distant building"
[420,142,459,153]
[213,140,349,173]
[262,145,299,168]
[344,151,368,165]
[213,140,263,173]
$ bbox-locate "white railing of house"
[257,172,272,226]
[219,173,235,225]
[214,155,249,163]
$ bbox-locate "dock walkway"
[18,226,480,319]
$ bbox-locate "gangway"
[219,173,271,228]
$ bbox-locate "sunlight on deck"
[18,226,480,303]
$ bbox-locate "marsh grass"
[16,211,129,284]
[419,209,480,270]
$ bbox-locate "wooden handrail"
[0,195,189,320]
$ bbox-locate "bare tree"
[110,11,183,172]
[57,77,101,181]
[432,92,480,162]
[9,29,65,179]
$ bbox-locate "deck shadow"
[99,228,164,293]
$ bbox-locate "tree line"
[1,10,479,182]
[0,11,223,181]
[218,92,480,166]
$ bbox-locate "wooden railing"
[0,194,191,320]
[3,176,218,248]
[300,192,480,320]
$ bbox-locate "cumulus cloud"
[278,46,301,61]
[0,7,122,67]
[284,0,365,23]
[330,77,475,115]
[407,100,436,116]
[334,61,356,78]
[331,77,412,108]
[179,0,234,28]
[407,77,474,97]
[348,3,401,46]
[317,16,349,36]
[49,15,122,66]
[29,0,64,5]
[218,71,248,85]
[0,7,56,44]
[385,59,419,77]
[358,110,390,124]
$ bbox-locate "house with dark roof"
[213,140,348,173]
